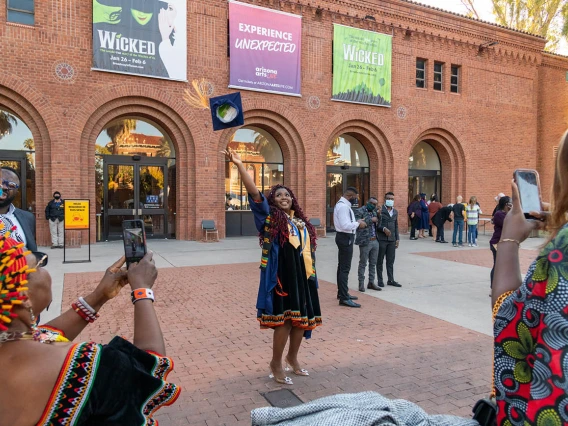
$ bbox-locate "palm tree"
[24,138,35,170]
[105,119,136,155]
[157,137,172,158]
[0,111,17,139]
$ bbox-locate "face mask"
[54,195,61,200]
[366,203,375,211]
[385,200,394,208]
[349,198,358,206]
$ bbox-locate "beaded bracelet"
[131,288,155,304]
[78,297,96,315]
[72,299,100,323]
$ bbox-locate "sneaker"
[458,244,464,247]
[468,243,472,247]
[452,243,457,247]
[473,243,478,247]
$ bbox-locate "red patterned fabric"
[494,227,568,425]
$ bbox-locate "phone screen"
[123,220,147,265]
[516,170,541,214]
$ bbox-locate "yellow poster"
[64,200,90,230]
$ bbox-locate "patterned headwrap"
[0,225,32,331]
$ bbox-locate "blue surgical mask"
[385,200,394,208]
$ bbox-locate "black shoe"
[339,299,361,308]
[358,286,365,293]
[377,282,385,288]
[435,239,441,243]
[387,281,402,287]
[410,237,418,240]
[440,240,449,244]
[336,294,359,300]
[367,283,382,291]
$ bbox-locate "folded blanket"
[251,391,480,426]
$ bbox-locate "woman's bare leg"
[286,326,306,370]
[270,321,292,379]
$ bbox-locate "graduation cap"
[209,92,244,131]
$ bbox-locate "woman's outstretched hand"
[222,148,242,166]
[127,252,158,290]
[94,257,128,303]
[501,180,546,244]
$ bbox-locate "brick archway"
[407,128,466,205]
[80,97,195,241]
[319,120,394,226]
[0,79,53,246]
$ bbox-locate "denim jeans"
[467,224,477,245]
[452,220,464,244]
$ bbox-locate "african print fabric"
[494,226,568,426]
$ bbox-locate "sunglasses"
[1,180,19,190]
[32,252,49,268]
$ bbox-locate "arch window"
[0,109,36,213]
[408,141,442,205]
[225,126,284,212]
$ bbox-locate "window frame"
[6,0,35,25]
[433,62,444,91]
[450,65,460,93]
[416,58,427,89]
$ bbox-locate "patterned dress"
[35,328,180,425]
[494,226,568,426]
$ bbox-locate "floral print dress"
[494,226,568,426]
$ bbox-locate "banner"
[92,0,187,81]
[65,200,90,230]
[229,1,302,96]
[332,25,392,107]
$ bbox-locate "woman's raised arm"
[222,148,261,201]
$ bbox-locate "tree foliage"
[464,0,568,51]
[0,111,17,139]
[105,119,137,155]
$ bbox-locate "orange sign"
[64,200,89,230]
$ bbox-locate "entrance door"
[0,150,35,213]
[102,156,170,240]
[408,171,441,206]
[326,167,370,231]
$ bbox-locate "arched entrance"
[95,117,176,241]
[326,134,370,230]
[0,109,36,213]
[408,141,441,205]
[225,126,284,236]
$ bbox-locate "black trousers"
[410,216,421,238]
[490,244,497,288]
[435,224,445,241]
[335,232,355,301]
[377,240,396,284]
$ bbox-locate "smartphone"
[514,169,542,220]
[122,219,147,268]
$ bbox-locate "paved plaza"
[43,233,543,425]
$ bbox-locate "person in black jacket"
[432,205,453,243]
[45,191,64,248]
[376,192,401,288]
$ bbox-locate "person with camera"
[0,234,180,425]
[354,197,381,292]
[491,131,568,425]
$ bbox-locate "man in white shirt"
[334,187,366,308]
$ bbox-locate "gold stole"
[287,211,314,279]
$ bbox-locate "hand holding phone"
[122,219,147,268]
[513,169,543,220]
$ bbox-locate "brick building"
[1,0,567,244]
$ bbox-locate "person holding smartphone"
[223,148,322,386]
[0,232,180,425]
[491,132,568,425]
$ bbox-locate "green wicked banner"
[332,24,392,107]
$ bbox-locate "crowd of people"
[1,126,568,425]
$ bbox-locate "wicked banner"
[92,0,187,81]
[229,1,302,97]
[332,24,392,107]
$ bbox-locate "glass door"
[407,172,441,207]
[325,167,370,231]
[102,157,169,240]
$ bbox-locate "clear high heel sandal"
[269,370,294,385]
[285,357,309,376]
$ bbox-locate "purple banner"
[229,1,302,97]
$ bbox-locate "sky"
[415,0,568,54]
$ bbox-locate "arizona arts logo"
[97,30,156,55]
